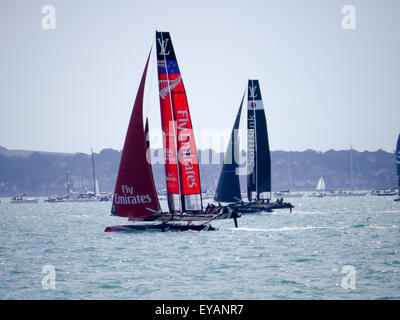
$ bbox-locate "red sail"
[111,49,161,220]
[156,31,202,212]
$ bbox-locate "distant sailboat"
[11,194,39,204]
[309,176,326,198]
[317,176,326,192]
[395,133,400,202]
[214,80,293,213]
[11,169,39,203]
[328,146,367,197]
[274,153,303,198]
[105,31,239,232]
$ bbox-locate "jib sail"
[214,92,244,203]
[111,49,161,220]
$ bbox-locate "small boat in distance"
[105,31,239,232]
[326,190,368,197]
[274,190,304,198]
[371,189,397,197]
[309,176,326,197]
[11,194,39,204]
[45,151,111,203]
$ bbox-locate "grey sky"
[0,0,399,154]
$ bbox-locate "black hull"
[105,223,217,232]
[228,201,294,214]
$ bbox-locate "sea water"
[0,195,399,300]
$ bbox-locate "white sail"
[316,176,326,191]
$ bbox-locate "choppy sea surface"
[0,195,399,300]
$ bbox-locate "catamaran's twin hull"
[105,210,239,232]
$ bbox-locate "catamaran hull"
[105,209,240,232]
[228,202,293,214]
[105,223,217,232]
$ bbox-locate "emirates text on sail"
[114,185,152,205]
[176,111,197,188]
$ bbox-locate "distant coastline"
[0,145,397,197]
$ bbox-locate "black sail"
[396,133,400,195]
[247,80,271,201]
[214,93,245,202]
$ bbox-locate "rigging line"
[144,38,156,174]
[144,36,156,120]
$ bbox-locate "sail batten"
[111,49,161,220]
[214,92,245,203]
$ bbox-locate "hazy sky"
[0,0,399,154]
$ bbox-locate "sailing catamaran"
[105,31,240,232]
[395,133,400,202]
[214,80,293,213]
[274,153,303,198]
[326,147,367,197]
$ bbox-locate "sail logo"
[176,111,198,189]
[159,76,182,99]
[247,115,256,175]
[341,265,356,289]
[158,38,170,56]
[249,85,258,99]
[114,185,152,205]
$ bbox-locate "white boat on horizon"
[325,190,368,197]
[309,176,326,198]
[274,190,304,198]
[11,194,39,204]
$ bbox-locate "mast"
[396,133,400,196]
[91,148,96,196]
[288,152,292,191]
[66,169,70,196]
[350,145,353,190]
